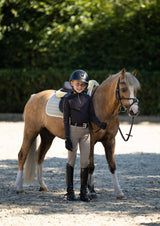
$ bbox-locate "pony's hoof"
[39,186,48,191]
[116,194,125,199]
[16,190,23,194]
[89,191,97,199]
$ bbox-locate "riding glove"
[99,122,107,130]
[65,137,73,151]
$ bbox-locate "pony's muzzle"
[129,104,139,117]
[128,97,139,117]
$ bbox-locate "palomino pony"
[16,68,140,199]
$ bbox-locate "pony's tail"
[24,138,38,184]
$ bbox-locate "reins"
[91,78,136,141]
[118,117,134,141]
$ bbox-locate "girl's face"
[71,80,86,93]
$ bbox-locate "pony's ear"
[121,68,126,79]
[132,69,137,76]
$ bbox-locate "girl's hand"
[65,137,73,151]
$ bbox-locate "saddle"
[61,81,72,92]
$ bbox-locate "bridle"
[116,77,139,110]
[92,77,139,141]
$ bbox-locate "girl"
[63,69,106,202]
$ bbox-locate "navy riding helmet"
[69,70,89,84]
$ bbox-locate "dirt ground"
[0,118,160,226]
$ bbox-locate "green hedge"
[0,69,159,115]
[137,70,160,115]
[0,68,70,112]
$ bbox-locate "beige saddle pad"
[46,93,63,118]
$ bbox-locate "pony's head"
[116,68,141,117]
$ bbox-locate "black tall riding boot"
[66,163,77,201]
[80,167,90,202]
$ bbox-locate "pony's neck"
[93,74,120,120]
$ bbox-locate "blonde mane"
[104,71,141,91]
[124,72,141,91]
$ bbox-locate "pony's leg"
[88,141,96,198]
[16,170,23,193]
[16,132,37,193]
[102,139,124,199]
[37,128,55,191]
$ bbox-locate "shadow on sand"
[0,152,160,219]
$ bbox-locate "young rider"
[63,69,107,202]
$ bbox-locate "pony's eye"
[121,88,127,92]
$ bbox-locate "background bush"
[0,68,159,115]
[0,0,159,114]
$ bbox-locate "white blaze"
[129,86,138,114]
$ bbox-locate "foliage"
[137,70,160,115]
[0,0,159,71]
[0,68,69,112]
[0,0,159,114]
